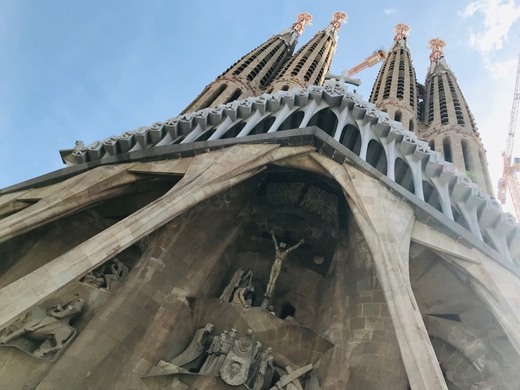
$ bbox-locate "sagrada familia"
[1,11,520,390]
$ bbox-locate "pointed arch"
[279,110,304,131]
[250,116,276,135]
[422,181,443,212]
[443,137,452,163]
[340,124,361,156]
[366,140,387,174]
[308,108,338,136]
[461,139,471,171]
[221,122,247,139]
[394,158,414,194]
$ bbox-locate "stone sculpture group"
[154,323,312,389]
[0,296,85,360]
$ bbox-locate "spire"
[290,12,313,36]
[181,14,309,114]
[268,11,347,92]
[369,23,419,133]
[422,38,494,194]
[394,23,410,43]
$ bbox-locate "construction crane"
[497,52,520,219]
[345,49,387,77]
[325,49,387,86]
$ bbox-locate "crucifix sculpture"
[262,232,304,308]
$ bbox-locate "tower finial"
[291,12,313,35]
[330,11,348,30]
[394,23,410,41]
[429,38,446,61]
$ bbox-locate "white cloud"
[460,0,520,54]
[482,55,518,78]
[383,9,397,15]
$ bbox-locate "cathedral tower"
[422,39,494,194]
[268,12,347,92]
[2,12,520,390]
[370,24,420,133]
[181,13,312,114]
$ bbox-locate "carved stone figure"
[265,232,304,297]
[220,329,255,386]
[247,346,273,389]
[81,258,129,292]
[213,328,238,374]
[199,330,224,375]
[82,265,107,288]
[0,296,85,360]
[103,258,129,292]
[231,285,255,308]
[168,322,214,369]
[220,268,253,303]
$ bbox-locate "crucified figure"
[265,232,304,296]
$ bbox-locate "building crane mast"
[346,49,387,77]
[325,49,387,86]
[497,52,520,219]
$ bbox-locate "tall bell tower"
[268,12,347,93]
[369,24,420,133]
[421,38,494,194]
[181,13,312,114]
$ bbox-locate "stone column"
[311,153,448,390]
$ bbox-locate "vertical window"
[461,139,471,171]
[443,137,452,162]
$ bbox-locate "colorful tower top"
[329,11,348,31]
[394,23,410,42]
[429,38,446,61]
[291,12,313,35]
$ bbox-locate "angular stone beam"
[310,153,448,390]
[0,145,312,330]
[0,164,140,244]
[412,220,520,358]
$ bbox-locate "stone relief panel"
[149,324,315,389]
[0,295,85,361]
[0,250,137,364]
[145,255,332,389]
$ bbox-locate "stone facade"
[1,11,520,390]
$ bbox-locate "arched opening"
[199,83,227,110]
[428,140,435,151]
[394,158,414,194]
[250,116,276,135]
[225,88,242,104]
[221,122,247,139]
[307,108,338,136]
[279,111,304,131]
[409,119,414,132]
[366,140,387,174]
[409,245,520,389]
[193,129,215,142]
[281,85,290,91]
[394,110,402,122]
[340,124,361,156]
[461,139,471,171]
[443,137,452,163]
[422,181,443,212]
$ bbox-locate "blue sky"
[1,0,519,209]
